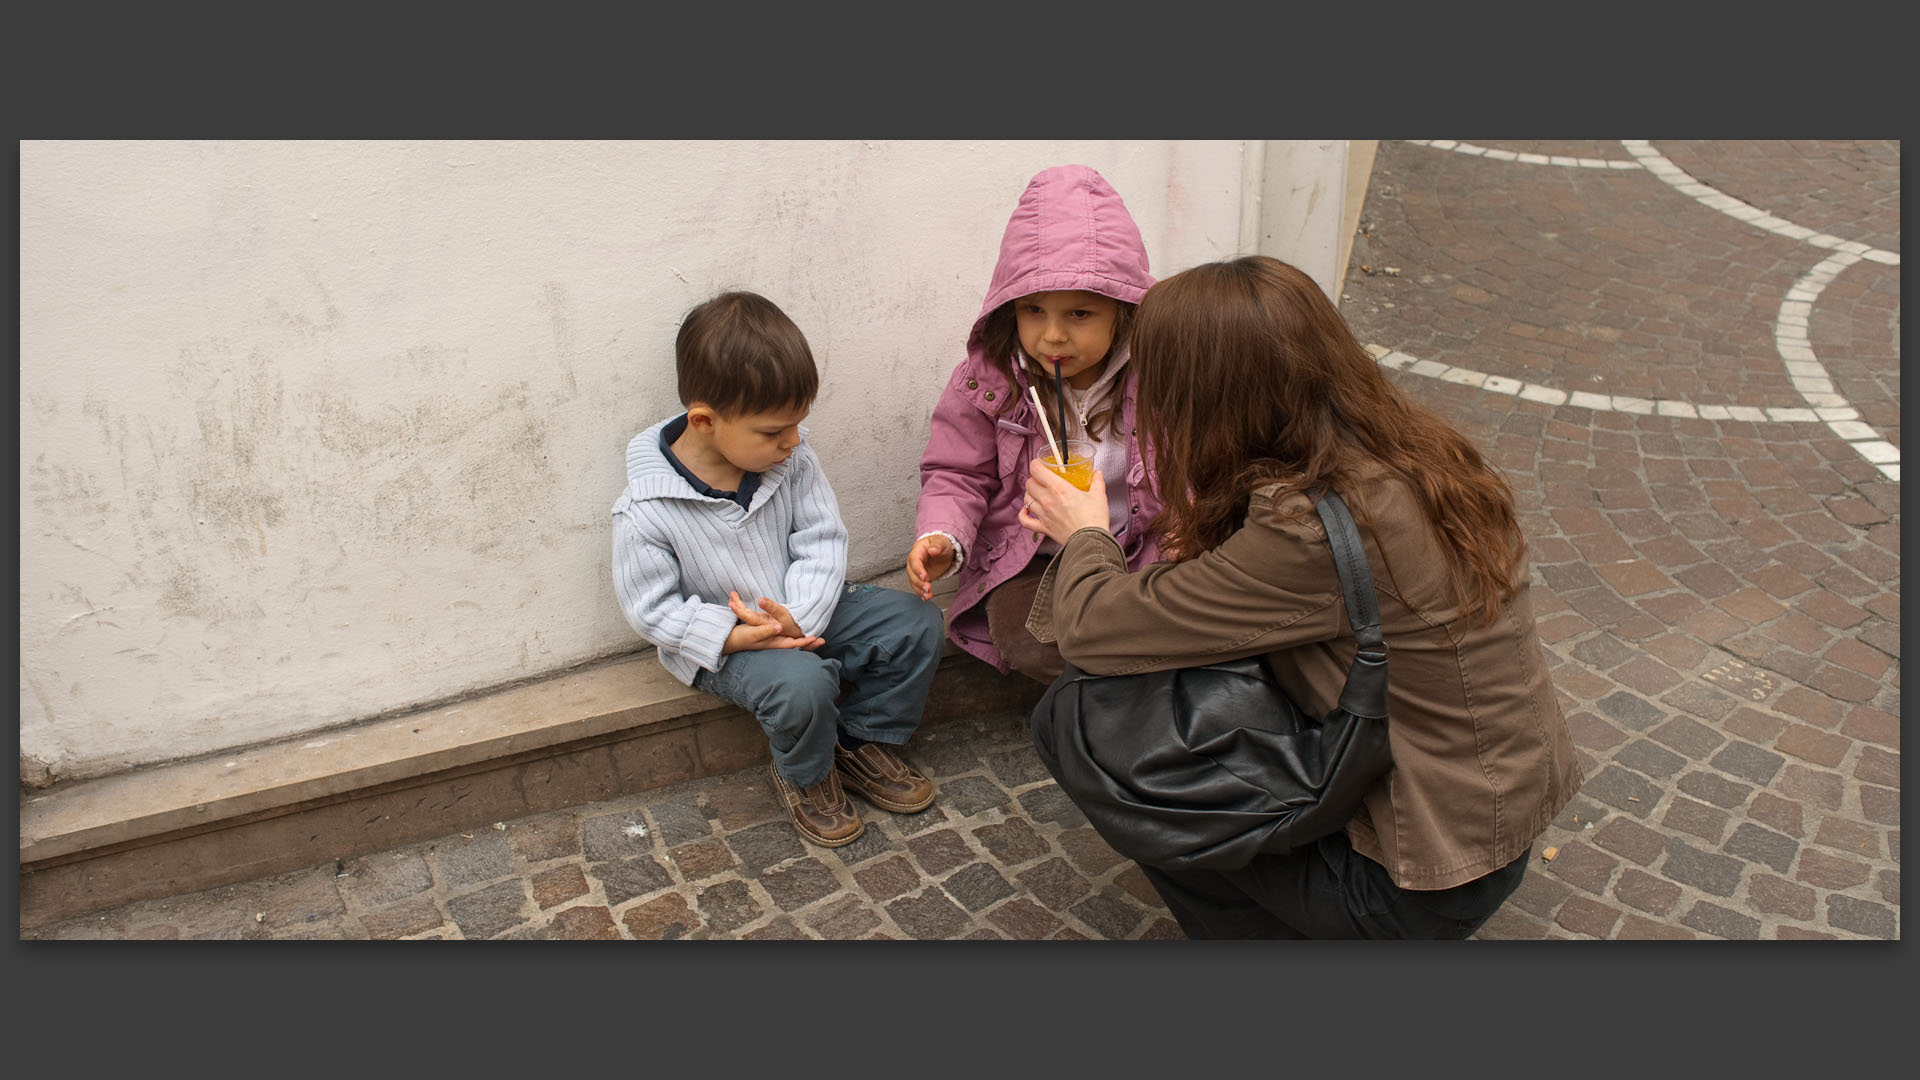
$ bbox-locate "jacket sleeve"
[779,443,849,638]
[612,498,737,673]
[1037,488,1347,676]
[914,366,1004,560]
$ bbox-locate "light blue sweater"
[611,416,849,686]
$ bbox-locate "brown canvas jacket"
[1028,467,1584,891]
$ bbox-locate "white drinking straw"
[1028,385,1064,467]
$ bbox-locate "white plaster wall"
[1254,140,1352,302]
[20,139,1346,780]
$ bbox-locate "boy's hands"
[721,591,824,653]
[753,595,814,643]
[906,534,954,601]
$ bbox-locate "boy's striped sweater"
[611,416,848,686]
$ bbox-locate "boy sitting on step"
[612,290,945,847]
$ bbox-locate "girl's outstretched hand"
[1019,461,1110,545]
[906,534,954,601]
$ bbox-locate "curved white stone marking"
[1407,139,1643,170]
[1619,141,1901,478]
[1774,252,1895,472]
[1391,141,1901,482]
[1618,141,1900,266]
[1364,343,1899,482]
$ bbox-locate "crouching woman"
[1017,255,1584,939]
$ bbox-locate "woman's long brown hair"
[1132,256,1525,625]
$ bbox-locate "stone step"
[19,578,1040,929]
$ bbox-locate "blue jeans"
[694,583,945,788]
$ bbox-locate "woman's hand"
[1019,460,1110,545]
[906,534,954,601]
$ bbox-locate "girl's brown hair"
[975,297,1135,441]
[1132,256,1525,625]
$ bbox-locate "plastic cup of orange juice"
[1041,439,1094,491]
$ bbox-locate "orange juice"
[1042,441,1094,490]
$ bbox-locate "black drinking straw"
[1052,361,1069,455]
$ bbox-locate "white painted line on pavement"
[1617,141,1901,265]
[1384,141,1901,482]
[1768,249,1900,477]
[1364,343,1902,483]
[1406,140,1644,169]
[1407,139,1901,266]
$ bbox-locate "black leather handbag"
[1030,490,1393,872]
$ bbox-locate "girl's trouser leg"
[983,560,1065,684]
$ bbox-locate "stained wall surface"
[20,140,1347,779]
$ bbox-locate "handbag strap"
[1313,491,1385,659]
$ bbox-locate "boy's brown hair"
[675,291,819,416]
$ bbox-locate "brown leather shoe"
[834,743,935,813]
[769,763,864,847]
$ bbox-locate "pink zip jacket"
[914,165,1163,673]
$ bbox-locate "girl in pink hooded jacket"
[907,165,1164,682]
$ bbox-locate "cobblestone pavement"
[23,140,1898,942]
[1342,139,1899,940]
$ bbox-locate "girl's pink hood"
[968,165,1156,354]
